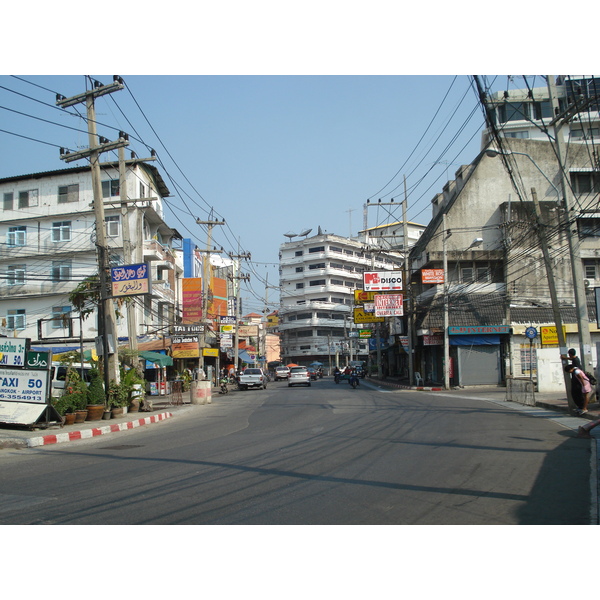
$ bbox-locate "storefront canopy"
[138,350,173,367]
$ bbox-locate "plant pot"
[129,399,140,413]
[64,413,76,426]
[86,404,105,421]
[111,407,125,418]
[74,410,88,423]
[102,410,112,420]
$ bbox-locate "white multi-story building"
[0,161,182,352]
[278,231,404,367]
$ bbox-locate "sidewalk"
[365,376,600,422]
[0,387,220,449]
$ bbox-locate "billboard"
[421,269,444,284]
[182,277,202,324]
[374,294,403,317]
[363,271,403,291]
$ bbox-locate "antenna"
[284,231,298,240]
[298,228,312,237]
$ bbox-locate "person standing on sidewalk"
[565,364,591,415]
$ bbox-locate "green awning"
[138,351,173,367]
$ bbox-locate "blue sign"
[525,327,538,339]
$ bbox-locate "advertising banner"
[182,278,202,324]
[0,338,29,367]
[374,294,403,317]
[363,271,403,291]
[421,269,445,284]
[353,307,384,324]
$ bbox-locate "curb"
[11,412,174,449]
[365,378,442,392]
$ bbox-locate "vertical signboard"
[182,277,203,324]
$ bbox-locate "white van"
[50,362,93,397]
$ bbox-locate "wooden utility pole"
[57,77,128,396]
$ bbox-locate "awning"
[238,349,256,363]
[138,350,173,367]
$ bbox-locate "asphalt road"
[0,378,592,524]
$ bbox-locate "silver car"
[288,366,311,387]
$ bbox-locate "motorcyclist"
[333,366,341,383]
[349,368,359,388]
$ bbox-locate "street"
[0,378,592,525]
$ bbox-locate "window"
[140,182,147,198]
[461,268,474,283]
[7,309,25,330]
[295,266,304,272]
[3,192,13,210]
[18,189,38,208]
[8,226,26,246]
[51,260,71,282]
[499,102,528,123]
[571,172,600,195]
[330,279,344,285]
[296,283,304,289]
[105,215,120,237]
[476,267,490,282]
[297,313,312,320]
[7,264,25,286]
[52,306,72,329]
[330,262,344,270]
[295,250,303,257]
[102,180,119,198]
[299,345,311,350]
[532,101,553,120]
[578,218,600,237]
[309,263,325,270]
[584,260,597,279]
[297,330,313,337]
[329,246,343,253]
[308,246,325,253]
[309,279,326,286]
[52,221,72,242]
[58,184,79,203]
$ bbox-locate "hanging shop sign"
[540,325,566,346]
[172,325,205,334]
[363,271,403,292]
[421,269,445,284]
[358,329,373,338]
[203,348,219,357]
[220,316,236,325]
[374,294,403,317]
[111,263,152,297]
[353,307,384,324]
[423,334,443,346]
[220,325,235,334]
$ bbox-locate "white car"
[274,366,291,381]
[238,368,268,390]
[288,367,311,387]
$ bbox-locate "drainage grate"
[99,444,144,450]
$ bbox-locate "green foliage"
[52,395,72,416]
[107,366,145,408]
[62,368,89,411]
[88,368,106,406]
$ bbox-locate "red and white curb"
[26,412,173,448]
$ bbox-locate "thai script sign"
[219,316,236,325]
[0,338,29,367]
[111,263,151,297]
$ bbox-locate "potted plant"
[52,394,76,425]
[120,366,145,413]
[62,369,89,423]
[108,379,129,417]
[86,368,106,421]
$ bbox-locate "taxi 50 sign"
[363,271,403,291]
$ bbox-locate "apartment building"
[0,161,182,351]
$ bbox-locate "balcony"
[143,240,173,262]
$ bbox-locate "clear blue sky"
[0,74,487,312]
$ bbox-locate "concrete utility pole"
[546,75,593,371]
[195,217,225,373]
[442,213,450,390]
[403,176,414,386]
[57,77,127,395]
[229,250,251,371]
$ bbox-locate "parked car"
[274,366,291,381]
[238,368,268,390]
[288,366,311,387]
[307,367,318,381]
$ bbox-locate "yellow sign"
[172,349,200,358]
[202,348,219,357]
[353,307,384,324]
[540,325,566,346]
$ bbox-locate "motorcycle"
[349,373,359,389]
[219,377,229,394]
[334,372,340,384]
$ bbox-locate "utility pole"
[442,213,450,390]
[403,176,414,386]
[531,188,575,409]
[57,77,127,396]
[547,76,593,371]
[229,250,251,371]
[196,217,225,374]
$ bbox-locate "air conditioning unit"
[584,279,592,288]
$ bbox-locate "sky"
[0,73,488,313]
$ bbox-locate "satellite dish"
[284,232,298,240]
[298,228,312,237]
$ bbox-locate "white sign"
[0,368,49,404]
[0,338,29,367]
[363,271,403,291]
[374,294,403,317]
